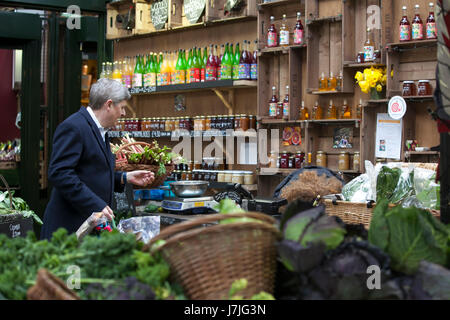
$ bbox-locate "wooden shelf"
[308,89,353,95]
[259,118,361,125]
[259,44,307,55]
[257,0,303,10]
[306,15,342,25]
[405,151,439,156]
[367,95,435,105]
[387,39,438,50]
[109,130,258,139]
[343,62,386,68]
[259,167,360,176]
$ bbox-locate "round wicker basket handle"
[0,174,13,210]
[115,141,153,155]
[146,212,278,250]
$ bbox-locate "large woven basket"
[27,269,80,300]
[146,212,281,300]
[324,199,441,229]
[114,141,174,188]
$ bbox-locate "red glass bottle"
[426,2,437,39]
[239,40,251,80]
[205,44,217,81]
[293,12,304,45]
[267,16,278,48]
[251,40,258,80]
[399,6,411,42]
[412,4,424,40]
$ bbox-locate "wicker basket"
[324,199,441,229]
[146,212,281,300]
[27,269,80,300]
[114,141,174,188]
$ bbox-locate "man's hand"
[127,170,155,187]
[101,205,115,221]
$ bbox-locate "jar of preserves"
[244,171,255,185]
[233,115,240,130]
[214,115,221,130]
[288,156,295,168]
[353,152,360,171]
[295,151,304,169]
[197,170,204,181]
[402,81,417,97]
[224,171,233,183]
[232,172,244,184]
[249,115,256,130]
[181,171,187,181]
[269,151,278,168]
[316,151,327,167]
[160,118,166,131]
[205,116,211,131]
[338,151,350,171]
[173,117,180,130]
[217,171,226,182]
[165,117,171,131]
[194,160,201,170]
[280,152,289,169]
[240,114,249,131]
[210,115,217,130]
[187,171,192,181]
[417,80,432,96]
[228,115,235,129]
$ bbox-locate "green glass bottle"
[149,53,156,87]
[201,46,207,82]
[221,43,232,80]
[192,47,200,83]
[175,49,185,84]
[232,42,241,80]
[133,55,143,88]
[187,48,193,84]
[156,52,163,86]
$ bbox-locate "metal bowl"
[169,181,209,198]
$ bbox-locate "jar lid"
[403,81,415,84]
[340,151,348,154]
[354,151,360,154]
[317,151,325,154]
[418,80,430,83]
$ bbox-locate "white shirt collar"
[87,106,107,142]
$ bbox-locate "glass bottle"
[364,28,375,62]
[426,2,437,39]
[133,55,143,88]
[201,46,207,82]
[267,16,278,48]
[340,99,352,119]
[336,70,343,92]
[100,62,107,79]
[232,42,241,80]
[356,99,363,120]
[269,86,278,118]
[312,101,323,120]
[283,85,290,120]
[239,40,251,80]
[186,48,193,84]
[251,40,258,80]
[218,44,224,79]
[195,47,202,83]
[412,4,424,40]
[326,99,337,119]
[400,6,411,42]
[142,55,150,87]
[299,101,309,120]
[156,52,163,86]
[279,14,290,46]
[214,45,220,79]
[328,72,337,91]
[221,43,233,80]
[319,72,328,91]
[149,53,157,86]
[206,44,217,81]
[293,12,304,45]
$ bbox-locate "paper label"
[364,45,374,61]
[205,66,217,81]
[238,63,250,80]
[294,29,304,44]
[269,103,277,117]
[221,64,232,80]
[399,25,411,41]
[132,73,142,87]
[267,32,277,47]
[250,64,257,80]
[412,23,424,40]
[426,23,436,39]
[283,102,290,117]
[280,30,289,45]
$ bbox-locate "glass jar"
[316,151,327,167]
[280,152,289,169]
[326,102,337,120]
[402,81,417,97]
[240,114,249,131]
[224,171,233,183]
[374,50,381,62]
[181,171,187,181]
[244,172,255,185]
[232,172,244,184]
[173,117,180,131]
[217,171,226,182]
[295,151,304,169]
[353,152,360,171]
[357,52,365,63]
[288,156,295,169]
[417,80,432,96]
[249,115,256,130]
[194,160,201,170]
[205,116,211,131]
[197,170,204,181]
[338,152,350,171]
[160,118,166,131]
[233,115,240,130]
[187,171,192,181]
[210,115,217,130]
[165,118,171,131]
[228,115,235,129]
[269,151,278,168]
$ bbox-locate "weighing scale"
[161,196,219,214]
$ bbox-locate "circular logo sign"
[388,96,407,119]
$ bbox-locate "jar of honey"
[417,80,432,96]
[249,115,256,130]
[338,152,349,171]
[326,100,337,119]
[244,171,255,185]
[353,152,360,171]
[402,81,417,97]
[205,116,211,131]
[299,101,309,120]
[312,102,323,120]
[233,115,240,130]
[241,114,249,131]
[316,151,327,167]
[269,151,278,168]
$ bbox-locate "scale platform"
[162,196,219,214]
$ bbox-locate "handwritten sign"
[151,0,168,30]
[184,0,206,24]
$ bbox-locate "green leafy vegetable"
[376,166,401,202]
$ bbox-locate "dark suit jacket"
[41,107,124,240]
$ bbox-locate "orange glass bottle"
[326,100,337,120]
[312,101,323,120]
[319,72,328,91]
[299,101,309,120]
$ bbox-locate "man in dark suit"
[41,78,154,240]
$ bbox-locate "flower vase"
[370,87,386,100]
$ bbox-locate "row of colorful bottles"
[99,41,259,88]
[319,71,343,92]
[268,86,290,119]
[400,3,436,41]
[299,99,363,120]
[267,12,305,47]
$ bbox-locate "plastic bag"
[389,165,414,204]
[117,216,160,244]
[342,174,372,202]
[413,168,440,210]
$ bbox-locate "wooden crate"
[107,0,154,39]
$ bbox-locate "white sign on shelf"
[388,96,407,120]
[375,113,403,160]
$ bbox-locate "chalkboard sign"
[151,0,168,30]
[184,0,206,25]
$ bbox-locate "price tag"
[194,202,205,208]
[388,96,407,120]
